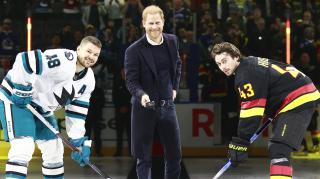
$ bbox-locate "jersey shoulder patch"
[64,51,74,61]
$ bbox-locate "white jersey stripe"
[27,50,37,74]
[67,105,88,116]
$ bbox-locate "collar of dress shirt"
[146,34,164,45]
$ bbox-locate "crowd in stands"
[1,0,320,145]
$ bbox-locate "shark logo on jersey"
[64,51,74,61]
[53,86,75,106]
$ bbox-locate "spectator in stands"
[295,52,318,82]
[224,23,246,53]
[0,18,18,58]
[47,33,62,49]
[63,0,81,14]
[82,0,105,30]
[0,56,11,80]
[226,5,247,33]
[299,26,317,66]
[126,24,140,44]
[116,17,135,43]
[174,0,192,29]
[197,22,224,62]
[268,17,286,60]
[117,23,140,83]
[112,67,131,156]
[123,0,144,27]
[302,10,315,28]
[194,0,211,18]
[270,0,291,20]
[97,25,118,75]
[60,24,75,49]
[104,0,123,29]
[177,27,188,53]
[85,24,97,36]
[73,30,84,47]
[162,0,174,33]
[246,7,261,36]
[198,10,214,33]
[293,19,306,51]
[33,0,53,13]
[246,17,271,58]
[302,0,317,20]
[243,0,255,15]
[0,18,18,73]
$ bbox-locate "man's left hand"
[173,90,177,101]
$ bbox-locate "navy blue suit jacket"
[124,33,182,104]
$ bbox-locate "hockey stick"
[26,104,111,179]
[212,117,274,179]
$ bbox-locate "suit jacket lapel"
[140,36,158,79]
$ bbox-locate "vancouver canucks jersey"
[0,49,77,112]
[235,56,320,140]
[65,67,95,139]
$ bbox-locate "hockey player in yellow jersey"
[0,36,101,179]
[211,42,320,179]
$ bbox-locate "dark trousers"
[115,108,131,155]
[85,117,102,155]
[131,100,182,179]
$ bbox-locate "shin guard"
[270,164,292,179]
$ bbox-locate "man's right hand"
[228,137,250,167]
[70,137,92,167]
[140,94,150,107]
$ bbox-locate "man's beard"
[78,57,87,67]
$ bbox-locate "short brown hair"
[211,42,242,59]
[142,5,164,22]
[80,36,102,48]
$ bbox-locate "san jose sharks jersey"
[0,49,77,111]
[235,56,320,140]
[65,67,95,139]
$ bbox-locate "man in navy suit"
[124,5,182,179]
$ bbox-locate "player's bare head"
[79,35,102,48]
[142,5,164,23]
[77,36,101,69]
[211,42,241,60]
[211,42,241,76]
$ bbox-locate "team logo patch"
[54,86,75,106]
[64,51,74,61]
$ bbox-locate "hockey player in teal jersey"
[211,42,320,179]
[0,36,101,179]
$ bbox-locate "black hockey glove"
[228,137,250,167]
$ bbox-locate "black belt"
[158,100,167,107]
[146,99,172,108]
